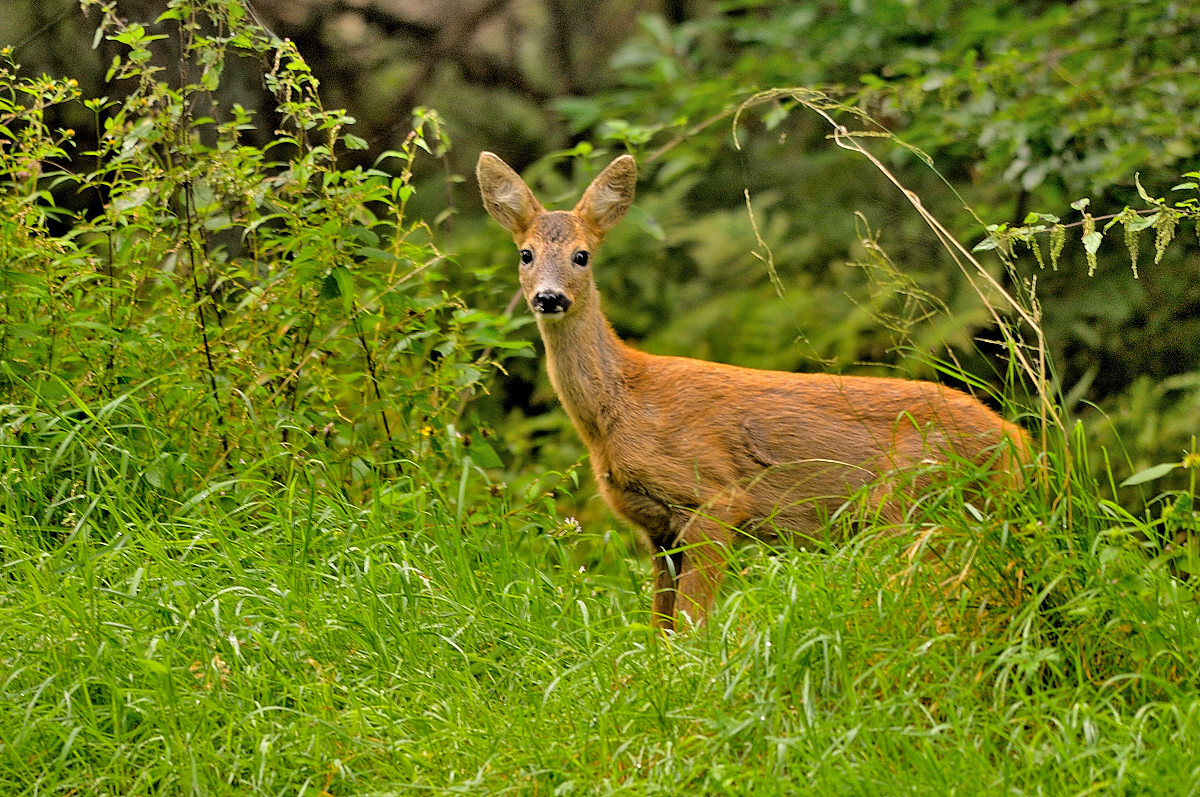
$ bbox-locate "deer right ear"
[575,154,636,234]
[477,152,542,236]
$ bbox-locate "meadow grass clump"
[694,441,1200,794]
[4,409,1200,794]
[0,396,649,793]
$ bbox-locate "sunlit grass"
[2,408,1199,795]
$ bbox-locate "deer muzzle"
[532,290,572,315]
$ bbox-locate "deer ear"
[477,152,542,236]
[574,154,636,234]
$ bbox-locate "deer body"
[477,151,1025,631]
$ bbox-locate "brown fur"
[477,151,1027,631]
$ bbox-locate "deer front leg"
[651,549,682,631]
[673,515,732,629]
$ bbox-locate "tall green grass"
[3,400,1199,794]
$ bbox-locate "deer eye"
[519,249,533,265]
[572,251,589,268]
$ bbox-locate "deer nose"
[532,291,572,315]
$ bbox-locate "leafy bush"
[0,0,526,509]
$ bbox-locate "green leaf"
[374,149,406,166]
[331,266,355,314]
[355,247,402,263]
[112,186,151,213]
[1120,462,1180,487]
[1126,212,1159,233]
[1134,173,1160,205]
[466,438,504,469]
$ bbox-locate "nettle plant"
[0,0,522,497]
[974,174,1200,277]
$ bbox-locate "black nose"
[532,291,572,314]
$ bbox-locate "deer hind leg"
[866,436,938,532]
[673,515,732,629]
[867,479,908,530]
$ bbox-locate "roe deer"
[477,151,1027,632]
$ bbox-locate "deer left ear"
[574,154,636,234]
[477,152,542,237]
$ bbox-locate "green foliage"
[564,1,1200,196]
[1089,375,1200,496]
[0,0,526,500]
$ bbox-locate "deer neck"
[536,292,632,446]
